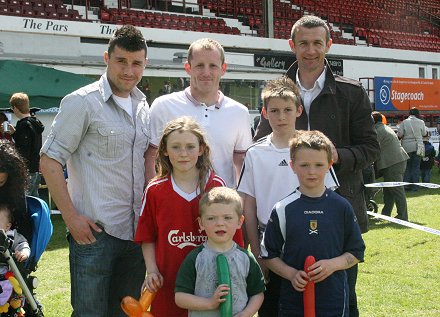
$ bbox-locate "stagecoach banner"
[374,77,440,111]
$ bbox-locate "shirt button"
[110,130,114,134]
[205,115,208,117]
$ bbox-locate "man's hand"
[64,213,102,245]
[330,143,339,163]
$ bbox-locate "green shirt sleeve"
[244,249,266,296]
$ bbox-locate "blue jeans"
[403,152,421,191]
[69,227,145,317]
[420,169,432,183]
[27,172,40,197]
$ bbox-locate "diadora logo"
[279,159,288,166]
[168,230,207,249]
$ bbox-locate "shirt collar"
[296,67,326,92]
[99,73,145,102]
[184,87,224,109]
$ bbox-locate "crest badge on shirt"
[309,220,318,235]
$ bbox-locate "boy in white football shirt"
[237,76,338,316]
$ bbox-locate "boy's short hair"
[108,25,147,57]
[0,203,12,223]
[10,93,30,114]
[187,38,225,65]
[289,130,333,163]
[199,187,242,217]
[261,76,302,110]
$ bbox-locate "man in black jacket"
[254,15,379,317]
[8,92,44,197]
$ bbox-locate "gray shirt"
[375,122,409,170]
[175,242,265,317]
[0,229,30,274]
[398,116,427,153]
[41,73,150,240]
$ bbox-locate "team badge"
[309,220,318,235]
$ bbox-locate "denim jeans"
[403,151,422,191]
[26,172,40,197]
[69,228,145,317]
[420,169,432,183]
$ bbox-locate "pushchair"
[0,196,53,316]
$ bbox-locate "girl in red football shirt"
[134,116,243,317]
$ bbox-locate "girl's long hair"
[0,140,28,206]
[155,116,213,194]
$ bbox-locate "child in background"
[420,134,435,182]
[0,203,30,274]
[261,131,365,317]
[237,76,339,316]
[0,113,13,142]
[175,187,265,316]
[0,203,29,315]
[134,116,243,317]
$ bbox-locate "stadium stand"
[0,0,438,52]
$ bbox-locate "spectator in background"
[0,112,13,142]
[159,80,172,95]
[176,77,186,90]
[437,117,440,136]
[398,107,427,191]
[420,134,435,183]
[372,111,409,221]
[7,93,44,197]
[141,82,151,104]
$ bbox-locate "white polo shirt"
[150,87,252,187]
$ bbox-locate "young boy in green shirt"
[175,187,265,316]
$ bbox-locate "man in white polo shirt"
[145,38,252,187]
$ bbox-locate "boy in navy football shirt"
[261,130,365,317]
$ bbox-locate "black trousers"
[258,271,281,317]
[347,264,359,317]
